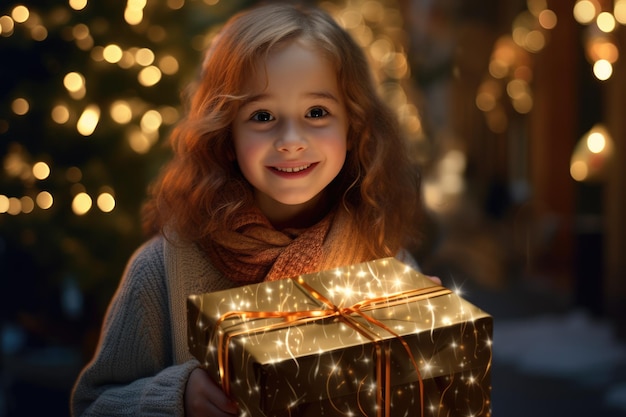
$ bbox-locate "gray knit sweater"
[71,235,236,417]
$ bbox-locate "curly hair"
[142,2,422,257]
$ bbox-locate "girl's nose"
[275,121,307,152]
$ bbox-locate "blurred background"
[1,0,625,416]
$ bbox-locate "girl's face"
[232,40,348,228]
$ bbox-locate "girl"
[71,3,425,417]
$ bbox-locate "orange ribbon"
[214,277,452,417]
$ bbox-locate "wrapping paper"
[188,257,492,417]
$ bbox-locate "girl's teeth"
[275,164,310,173]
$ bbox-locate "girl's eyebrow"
[242,91,340,106]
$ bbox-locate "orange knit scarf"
[204,206,368,284]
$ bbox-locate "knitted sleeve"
[70,237,199,417]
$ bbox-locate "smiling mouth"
[271,163,313,173]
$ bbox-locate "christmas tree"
[0,0,424,354]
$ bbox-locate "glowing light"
[573,0,598,24]
[0,195,9,213]
[6,197,21,215]
[72,192,92,215]
[36,191,53,209]
[0,16,15,36]
[125,0,146,25]
[97,192,115,212]
[72,23,90,40]
[138,66,162,86]
[158,55,179,75]
[587,131,606,153]
[135,48,155,66]
[596,12,616,32]
[593,59,613,80]
[159,105,180,125]
[12,5,30,23]
[69,0,88,11]
[11,98,29,115]
[538,9,557,29]
[30,25,48,41]
[52,104,70,124]
[140,109,162,133]
[33,162,50,180]
[110,100,133,124]
[63,71,86,99]
[103,44,123,63]
[616,0,626,24]
[167,0,185,10]
[20,196,35,214]
[570,160,588,181]
[571,124,614,182]
[587,39,619,63]
[128,128,152,154]
[77,105,101,136]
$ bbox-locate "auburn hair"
[142,2,422,257]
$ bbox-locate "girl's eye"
[251,111,274,122]
[306,107,328,119]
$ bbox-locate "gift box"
[188,257,492,417]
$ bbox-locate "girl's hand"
[427,275,442,285]
[185,367,239,417]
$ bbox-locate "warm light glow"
[571,124,614,182]
[573,0,598,24]
[103,44,123,63]
[615,0,626,24]
[128,128,152,153]
[72,23,90,40]
[587,131,606,153]
[77,105,100,136]
[52,104,70,124]
[167,0,185,10]
[140,110,162,133]
[63,72,85,93]
[527,30,546,52]
[30,25,48,41]
[138,66,162,86]
[159,105,180,125]
[538,9,557,30]
[588,39,619,63]
[69,0,88,11]
[158,55,179,75]
[12,5,30,23]
[0,195,9,213]
[596,12,616,32]
[570,160,588,181]
[72,192,92,215]
[110,100,133,124]
[593,59,613,80]
[36,191,53,209]
[0,15,15,37]
[125,0,146,25]
[97,192,115,212]
[33,161,50,180]
[11,98,29,115]
[20,196,35,214]
[135,48,155,66]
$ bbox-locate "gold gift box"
[188,257,492,417]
